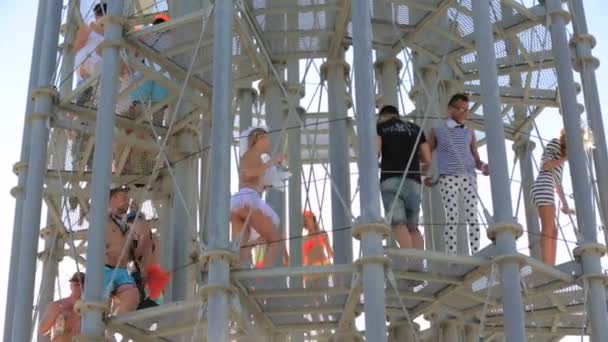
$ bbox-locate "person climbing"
[230,126,287,268]
[302,211,334,287]
[38,272,85,342]
[376,105,431,250]
[104,184,140,313]
[530,129,573,265]
[426,93,490,255]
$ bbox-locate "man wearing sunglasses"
[426,94,489,256]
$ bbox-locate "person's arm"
[470,133,489,175]
[377,135,382,158]
[131,221,151,260]
[427,128,437,152]
[74,24,92,51]
[239,153,284,180]
[38,302,59,336]
[418,142,432,174]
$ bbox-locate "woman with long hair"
[530,130,572,265]
[302,211,334,287]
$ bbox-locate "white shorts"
[230,188,280,243]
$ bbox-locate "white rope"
[580,276,588,340]
[477,263,497,341]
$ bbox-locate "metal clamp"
[31,87,59,102]
[73,300,109,315]
[486,222,524,241]
[198,249,239,269]
[491,254,526,267]
[95,38,129,56]
[198,283,236,298]
[352,222,391,240]
[354,255,392,270]
[12,161,27,175]
[374,57,403,73]
[573,243,607,260]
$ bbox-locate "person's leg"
[244,209,281,268]
[463,176,481,254]
[230,211,252,262]
[112,269,140,314]
[403,179,423,250]
[113,286,140,314]
[381,178,413,248]
[439,176,461,255]
[538,205,557,265]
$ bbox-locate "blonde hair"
[248,128,267,149]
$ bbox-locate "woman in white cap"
[230,127,287,268]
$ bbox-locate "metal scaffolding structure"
[5,0,608,341]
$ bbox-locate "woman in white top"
[74,3,106,80]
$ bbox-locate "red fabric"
[303,239,316,253]
[145,263,170,300]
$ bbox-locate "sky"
[1,1,608,340]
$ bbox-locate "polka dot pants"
[439,175,480,255]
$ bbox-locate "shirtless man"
[105,185,140,313]
[39,272,85,341]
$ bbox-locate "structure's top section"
[121,0,557,93]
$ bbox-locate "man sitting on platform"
[377,105,431,251]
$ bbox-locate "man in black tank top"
[376,105,431,251]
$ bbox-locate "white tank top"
[75,30,104,80]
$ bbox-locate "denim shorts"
[380,177,421,230]
[103,265,137,299]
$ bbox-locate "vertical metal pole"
[372,0,400,109]
[80,0,124,337]
[286,74,303,269]
[10,1,61,341]
[238,87,255,129]
[471,1,525,342]
[5,1,47,340]
[200,112,212,245]
[205,0,234,340]
[286,37,304,340]
[170,145,196,301]
[351,1,388,341]
[503,3,542,260]
[413,54,447,266]
[260,75,287,266]
[324,57,353,265]
[37,4,79,336]
[545,1,608,341]
[236,87,256,267]
[513,139,542,259]
[569,0,608,234]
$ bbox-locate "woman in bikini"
[302,211,334,286]
[231,127,285,268]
